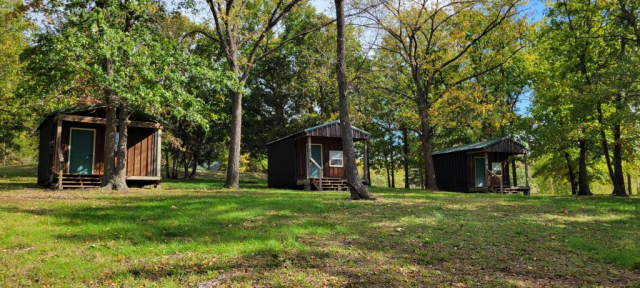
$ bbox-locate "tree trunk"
[164,148,170,179]
[577,138,593,196]
[627,173,632,195]
[335,0,374,200]
[402,127,410,189]
[384,152,391,188]
[417,95,438,190]
[190,155,198,179]
[112,106,130,191]
[183,152,189,179]
[224,89,242,189]
[597,103,622,195]
[390,150,396,188]
[564,151,577,195]
[100,58,116,190]
[612,95,627,196]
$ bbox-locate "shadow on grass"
[1,168,639,286]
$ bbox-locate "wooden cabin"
[266,120,370,191]
[36,104,162,189]
[432,137,530,194]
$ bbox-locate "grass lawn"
[0,165,639,287]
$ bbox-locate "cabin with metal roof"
[266,120,370,191]
[432,137,530,194]
[36,104,162,189]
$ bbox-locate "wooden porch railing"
[309,158,323,191]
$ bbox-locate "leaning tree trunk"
[112,106,130,191]
[335,0,374,200]
[577,138,593,196]
[224,89,243,189]
[564,151,577,195]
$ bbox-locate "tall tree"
[200,0,328,188]
[335,0,374,200]
[0,0,32,166]
[24,0,226,190]
[358,0,527,190]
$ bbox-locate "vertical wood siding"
[37,119,55,185]
[267,137,298,187]
[296,137,347,180]
[126,127,156,176]
[433,151,468,192]
[57,123,156,176]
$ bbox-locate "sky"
[310,0,546,22]
[310,0,545,115]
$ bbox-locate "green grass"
[0,165,638,287]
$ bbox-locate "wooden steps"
[61,174,102,189]
[310,178,349,191]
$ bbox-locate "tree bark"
[164,148,170,178]
[612,93,627,196]
[577,138,593,196]
[564,151,577,195]
[224,89,242,189]
[390,149,396,188]
[417,95,438,190]
[597,103,623,195]
[112,106,130,191]
[384,152,391,188]
[627,172,632,195]
[100,58,117,190]
[190,155,198,179]
[335,0,374,200]
[402,127,410,189]
[183,152,189,179]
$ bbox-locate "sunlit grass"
[0,164,638,287]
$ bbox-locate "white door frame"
[68,127,96,174]
[474,156,486,187]
[306,143,323,178]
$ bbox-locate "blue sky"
[311,0,546,21]
[309,0,544,115]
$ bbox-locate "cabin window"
[492,162,502,175]
[329,150,343,167]
[114,132,120,151]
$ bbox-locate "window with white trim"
[329,150,343,167]
[492,162,502,175]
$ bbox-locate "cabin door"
[474,157,486,187]
[307,144,322,178]
[68,128,95,174]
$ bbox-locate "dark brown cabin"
[432,137,530,194]
[36,104,162,189]
[266,120,370,191]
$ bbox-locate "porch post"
[484,152,489,188]
[307,136,311,179]
[55,118,63,190]
[156,129,162,178]
[364,140,370,185]
[524,153,530,187]
[512,158,518,187]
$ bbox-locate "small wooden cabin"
[432,137,530,194]
[266,120,370,191]
[36,104,162,189]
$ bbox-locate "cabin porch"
[467,151,530,195]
